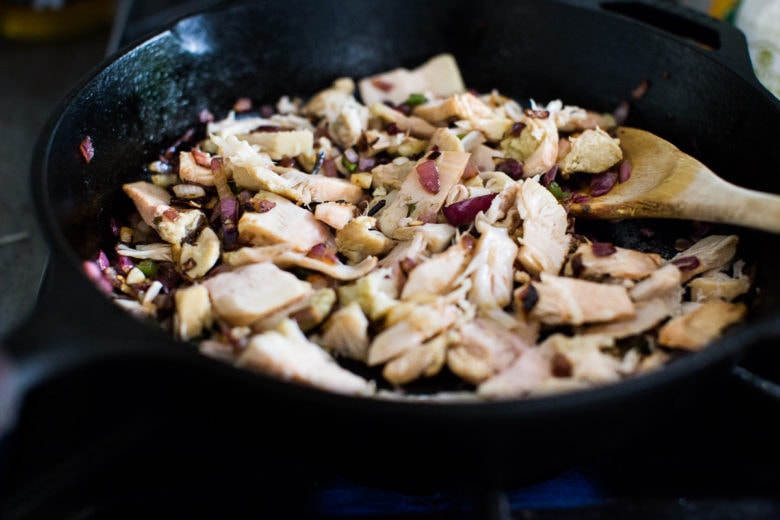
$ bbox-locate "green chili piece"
[404,93,428,107]
[341,155,357,173]
[137,259,158,277]
[548,181,570,201]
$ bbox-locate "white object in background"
[735,0,780,98]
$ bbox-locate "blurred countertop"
[0,26,113,338]
[0,0,213,338]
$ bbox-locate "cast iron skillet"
[2,0,780,492]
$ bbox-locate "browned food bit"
[79,135,94,163]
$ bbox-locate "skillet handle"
[731,366,780,400]
[579,0,764,89]
[728,318,780,402]
[0,257,174,441]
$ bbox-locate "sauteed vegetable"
[84,55,752,400]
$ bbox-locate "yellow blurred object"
[708,0,742,18]
[735,0,780,98]
[0,0,115,41]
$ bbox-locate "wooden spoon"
[568,127,780,234]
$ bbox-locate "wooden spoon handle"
[672,167,780,234]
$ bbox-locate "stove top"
[2,1,780,518]
[1,348,779,519]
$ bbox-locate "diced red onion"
[96,250,110,271]
[384,101,411,116]
[109,217,120,236]
[79,135,94,163]
[442,193,497,226]
[343,148,359,164]
[118,255,134,273]
[83,260,113,295]
[372,78,394,92]
[551,352,573,378]
[416,159,441,194]
[571,194,591,204]
[524,108,550,119]
[509,121,526,137]
[322,157,338,177]
[233,97,252,112]
[198,108,214,123]
[192,148,211,167]
[220,198,239,245]
[253,125,292,133]
[219,198,238,222]
[541,164,559,187]
[162,208,180,221]
[307,243,340,264]
[259,104,276,118]
[309,243,327,258]
[613,100,630,126]
[256,200,276,213]
[358,156,376,172]
[618,160,632,183]
[672,256,700,271]
[276,157,296,168]
[632,79,650,100]
[591,242,617,257]
[462,158,479,180]
[497,158,523,180]
[590,171,618,196]
[518,284,539,312]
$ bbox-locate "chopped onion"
[96,250,110,271]
[591,242,617,257]
[541,164,559,187]
[372,78,393,92]
[508,121,526,137]
[416,159,441,194]
[219,198,239,245]
[442,193,497,226]
[79,135,94,163]
[672,256,700,271]
[358,156,377,172]
[613,100,630,126]
[590,171,618,197]
[462,157,479,179]
[118,254,135,273]
[618,160,632,183]
[191,148,211,167]
[82,260,113,295]
[497,158,523,180]
[322,158,338,177]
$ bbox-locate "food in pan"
[84,54,753,400]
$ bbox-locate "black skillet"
[2,0,780,494]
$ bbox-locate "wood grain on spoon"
[568,127,780,234]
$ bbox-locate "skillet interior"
[26,0,780,490]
